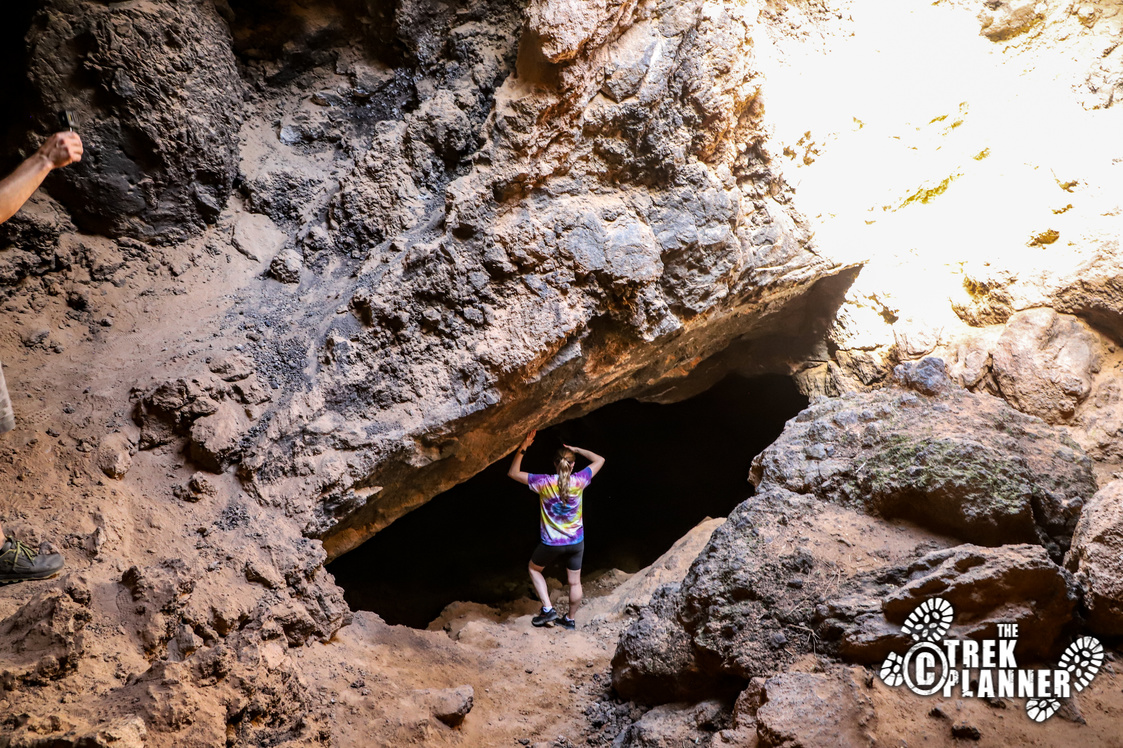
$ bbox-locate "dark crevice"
[0,1,37,171]
[328,373,809,628]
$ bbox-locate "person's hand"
[520,430,536,450]
[563,444,583,455]
[36,131,83,170]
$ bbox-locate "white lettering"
[998,639,1017,669]
[916,652,936,687]
[982,640,996,669]
[1038,669,1052,698]
[998,669,1015,698]
[1018,669,1035,698]
[978,669,995,698]
[962,640,980,669]
[1054,670,1070,698]
[945,640,960,668]
[961,671,974,697]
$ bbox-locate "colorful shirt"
[528,466,593,546]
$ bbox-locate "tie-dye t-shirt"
[528,466,593,546]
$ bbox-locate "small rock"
[269,248,303,283]
[951,722,981,740]
[892,356,951,396]
[97,432,134,479]
[420,685,474,727]
[188,472,218,498]
[21,327,49,347]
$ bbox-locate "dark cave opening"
[0,2,36,169]
[327,373,809,628]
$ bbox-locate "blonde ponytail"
[555,449,576,500]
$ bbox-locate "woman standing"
[508,430,605,629]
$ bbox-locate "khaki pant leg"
[0,360,14,434]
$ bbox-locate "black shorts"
[530,541,584,571]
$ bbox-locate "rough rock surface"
[22,0,243,241]
[751,359,1095,560]
[610,699,730,748]
[584,516,723,624]
[230,0,843,561]
[1066,480,1123,635]
[2,0,1123,745]
[412,684,475,727]
[747,667,876,748]
[822,543,1078,664]
[991,308,1102,423]
[614,371,1092,702]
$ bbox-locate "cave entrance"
[327,373,808,628]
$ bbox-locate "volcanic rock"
[614,374,1094,702]
[749,365,1095,560]
[1066,480,1123,635]
[25,0,243,241]
[413,684,475,727]
[990,308,1101,423]
[822,543,1078,663]
[611,699,730,748]
[746,667,876,748]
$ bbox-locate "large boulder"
[821,544,1078,664]
[614,372,1093,703]
[612,585,731,704]
[613,489,943,700]
[24,0,243,241]
[990,308,1101,424]
[750,360,1096,560]
[1066,480,1123,635]
[242,0,843,561]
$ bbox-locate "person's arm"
[507,430,536,485]
[0,132,83,224]
[564,444,605,477]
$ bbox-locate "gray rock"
[892,356,951,396]
[612,585,733,704]
[614,380,1092,703]
[269,249,303,284]
[823,544,1078,663]
[25,0,242,241]
[611,699,729,748]
[413,685,474,727]
[1065,480,1123,635]
[750,668,875,748]
[750,379,1095,559]
[990,309,1100,423]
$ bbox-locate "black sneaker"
[557,616,576,630]
[0,536,65,584]
[532,607,558,627]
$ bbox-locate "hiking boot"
[532,607,558,627]
[557,616,576,631]
[0,536,64,584]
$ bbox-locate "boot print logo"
[878,597,1103,721]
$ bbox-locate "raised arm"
[0,132,83,224]
[564,444,605,477]
[507,430,536,485]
